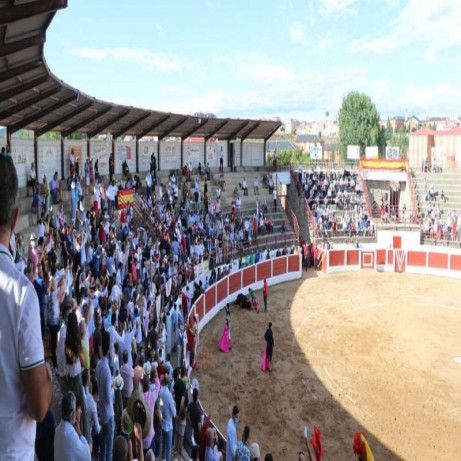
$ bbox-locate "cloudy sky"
[45,0,461,121]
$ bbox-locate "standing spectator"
[159,372,176,461]
[33,265,48,339]
[64,311,90,444]
[54,391,91,461]
[27,161,37,196]
[120,350,134,407]
[187,387,203,450]
[272,188,277,212]
[236,425,251,461]
[83,369,101,459]
[96,331,114,461]
[173,367,187,459]
[262,278,268,313]
[47,266,61,368]
[226,405,239,461]
[219,147,224,173]
[109,155,114,182]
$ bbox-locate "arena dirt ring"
[194,270,461,460]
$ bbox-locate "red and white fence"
[320,247,461,279]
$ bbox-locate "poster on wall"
[365,146,379,159]
[385,146,400,160]
[347,145,360,160]
[309,145,323,160]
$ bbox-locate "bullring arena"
[191,243,461,460]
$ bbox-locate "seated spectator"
[54,391,91,461]
[242,178,248,196]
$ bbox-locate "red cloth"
[263,281,268,297]
[311,425,325,461]
[261,344,268,372]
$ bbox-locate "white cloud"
[318,0,359,15]
[72,47,185,73]
[289,23,305,42]
[349,0,461,60]
[73,48,107,60]
[317,31,333,53]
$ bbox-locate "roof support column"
[135,137,139,173]
[180,141,183,171]
[86,136,91,171]
[158,141,162,172]
[263,139,267,167]
[111,139,115,178]
[6,128,11,152]
[203,139,206,166]
[33,132,38,181]
[240,139,243,168]
[61,134,65,180]
[227,140,231,171]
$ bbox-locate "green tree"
[338,91,381,160]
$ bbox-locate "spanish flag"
[117,188,134,209]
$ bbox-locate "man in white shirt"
[54,391,91,461]
[0,155,52,461]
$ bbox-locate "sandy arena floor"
[194,270,461,460]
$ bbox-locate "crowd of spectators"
[294,165,374,239]
[6,152,300,461]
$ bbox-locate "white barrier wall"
[11,138,34,187]
[37,140,60,183]
[65,140,88,178]
[88,140,109,178]
[139,141,157,173]
[232,141,241,167]
[159,141,181,170]
[206,141,227,168]
[115,141,136,175]
[243,141,264,167]
[183,142,204,169]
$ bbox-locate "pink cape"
[218,325,230,353]
[261,344,268,371]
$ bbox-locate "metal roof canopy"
[0,0,281,141]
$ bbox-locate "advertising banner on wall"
[309,145,323,160]
[385,146,401,160]
[365,146,379,159]
[347,145,360,160]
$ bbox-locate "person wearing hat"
[54,391,91,461]
[95,330,114,461]
[250,442,261,461]
[0,154,53,460]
